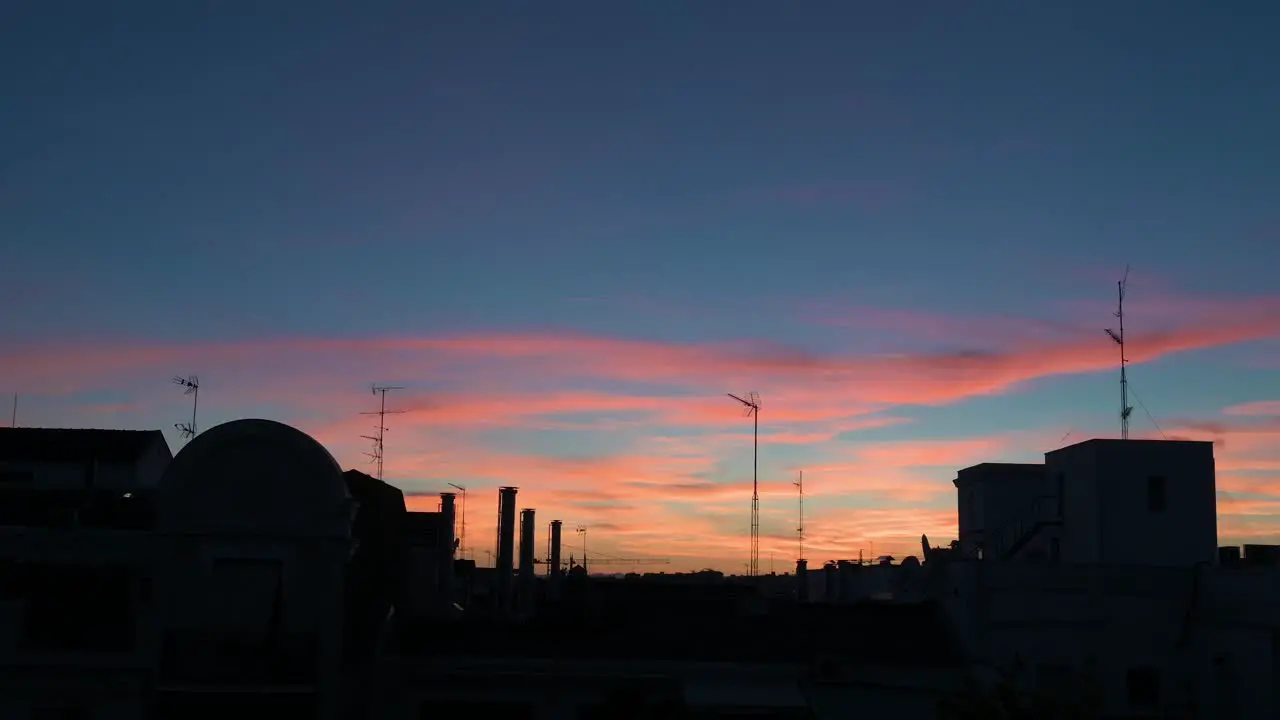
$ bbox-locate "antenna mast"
[172,375,200,440]
[10,394,16,428]
[361,384,405,481]
[728,392,761,577]
[1104,266,1133,440]
[449,482,467,560]
[795,470,805,562]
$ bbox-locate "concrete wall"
[1045,440,1216,567]
[938,560,1280,719]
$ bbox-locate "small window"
[1148,476,1167,512]
[1037,663,1073,693]
[1127,667,1161,707]
[0,470,34,484]
[31,708,89,720]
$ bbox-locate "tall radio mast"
[1104,266,1133,440]
[728,392,761,577]
[794,470,805,562]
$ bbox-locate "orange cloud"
[5,291,1280,570]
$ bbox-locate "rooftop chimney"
[823,561,839,603]
[496,487,518,614]
[519,508,536,614]
[438,492,457,613]
[548,520,564,601]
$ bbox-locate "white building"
[941,437,1276,718]
[955,439,1217,567]
[153,419,355,720]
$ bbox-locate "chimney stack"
[548,520,564,600]
[823,561,839,602]
[496,487,518,614]
[438,492,457,613]
[519,508,536,614]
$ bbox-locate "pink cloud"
[6,290,1280,570]
[1223,401,1280,417]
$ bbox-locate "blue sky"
[3,2,1279,568]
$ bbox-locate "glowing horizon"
[5,286,1280,572]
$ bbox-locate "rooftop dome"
[159,418,351,538]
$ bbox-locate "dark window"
[1148,476,1167,512]
[0,470,34,484]
[422,701,535,719]
[31,709,89,720]
[20,563,135,652]
[1037,663,1074,694]
[1127,667,1161,707]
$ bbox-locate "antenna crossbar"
[361,384,405,481]
[171,375,200,440]
[794,470,805,561]
[727,392,761,577]
[1104,266,1133,440]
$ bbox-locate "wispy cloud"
[5,290,1280,568]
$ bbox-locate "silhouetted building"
[0,428,170,718]
[939,437,1280,718]
[0,427,170,529]
[153,419,353,720]
[384,579,968,718]
[402,507,458,617]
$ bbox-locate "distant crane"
[1104,266,1133,440]
[554,556,671,568]
[728,391,761,577]
[565,527,668,573]
[172,375,199,440]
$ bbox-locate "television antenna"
[1104,266,1133,440]
[448,482,467,560]
[794,470,805,562]
[361,384,405,481]
[576,526,588,573]
[172,375,199,440]
[728,391,761,577]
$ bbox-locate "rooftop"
[0,427,169,464]
[395,591,964,668]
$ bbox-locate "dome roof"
[159,418,351,537]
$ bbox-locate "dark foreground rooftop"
[394,599,964,668]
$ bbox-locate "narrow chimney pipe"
[438,492,457,613]
[519,508,536,614]
[549,520,563,578]
[496,487,518,613]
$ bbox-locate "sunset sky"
[4,3,1280,572]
